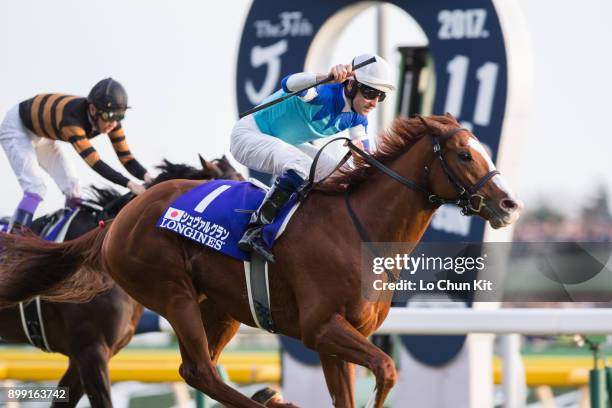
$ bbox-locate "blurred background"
[1,1,611,407]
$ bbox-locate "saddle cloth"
[156,180,300,261]
[40,208,77,241]
[0,209,74,239]
[0,218,8,233]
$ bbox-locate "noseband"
[426,127,500,215]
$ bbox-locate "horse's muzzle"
[489,198,523,229]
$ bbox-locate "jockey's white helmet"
[352,54,396,93]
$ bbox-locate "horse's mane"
[83,159,216,208]
[85,186,123,208]
[151,159,214,185]
[316,115,460,192]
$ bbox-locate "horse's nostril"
[500,198,518,211]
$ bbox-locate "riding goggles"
[97,109,125,122]
[357,83,386,102]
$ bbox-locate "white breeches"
[230,115,339,181]
[0,105,80,199]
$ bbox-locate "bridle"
[424,127,500,216]
[302,125,500,283]
[305,126,499,216]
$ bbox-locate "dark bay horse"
[0,115,522,408]
[0,155,242,408]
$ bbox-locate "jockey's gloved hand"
[329,63,353,83]
[346,139,369,160]
[143,172,155,185]
[127,180,146,195]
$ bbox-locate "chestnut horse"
[0,115,521,408]
[0,156,242,408]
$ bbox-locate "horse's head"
[152,158,217,185]
[199,154,244,181]
[418,114,522,229]
[79,157,244,222]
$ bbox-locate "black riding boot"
[238,170,304,262]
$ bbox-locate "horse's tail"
[0,224,112,308]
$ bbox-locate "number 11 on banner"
[444,55,499,127]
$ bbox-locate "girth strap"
[244,256,275,333]
[19,297,51,352]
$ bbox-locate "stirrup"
[250,239,275,263]
[238,227,275,263]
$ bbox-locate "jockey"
[0,78,153,233]
[231,53,395,262]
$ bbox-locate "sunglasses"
[357,83,386,102]
[97,110,125,122]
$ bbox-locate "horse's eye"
[458,151,472,162]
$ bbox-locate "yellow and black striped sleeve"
[19,94,80,140]
[108,125,148,180]
[60,126,130,187]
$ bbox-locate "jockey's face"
[89,105,119,134]
[348,81,381,116]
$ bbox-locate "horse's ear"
[417,115,439,135]
[419,115,449,135]
[198,154,207,170]
[444,112,460,126]
[199,154,223,178]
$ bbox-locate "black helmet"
[87,78,129,111]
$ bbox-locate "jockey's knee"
[281,163,308,181]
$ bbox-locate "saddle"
[156,179,300,261]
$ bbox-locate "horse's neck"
[351,138,436,243]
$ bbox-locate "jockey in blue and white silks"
[230,53,396,262]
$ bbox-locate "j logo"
[245,40,288,105]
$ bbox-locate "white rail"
[237,308,612,335]
[376,308,612,335]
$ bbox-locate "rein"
[296,127,500,283]
[302,126,500,255]
[304,128,499,215]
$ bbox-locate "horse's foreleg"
[72,345,112,408]
[307,314,396,408]
[52,359,84,408]
[165,290,266,408]
[199,299,240,363]
[319,353,356,408]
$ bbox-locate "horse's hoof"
[251,387,299,407]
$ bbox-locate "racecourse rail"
[1,308,611,405]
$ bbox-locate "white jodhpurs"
[0,105,80,199]
[230,115,340,181]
